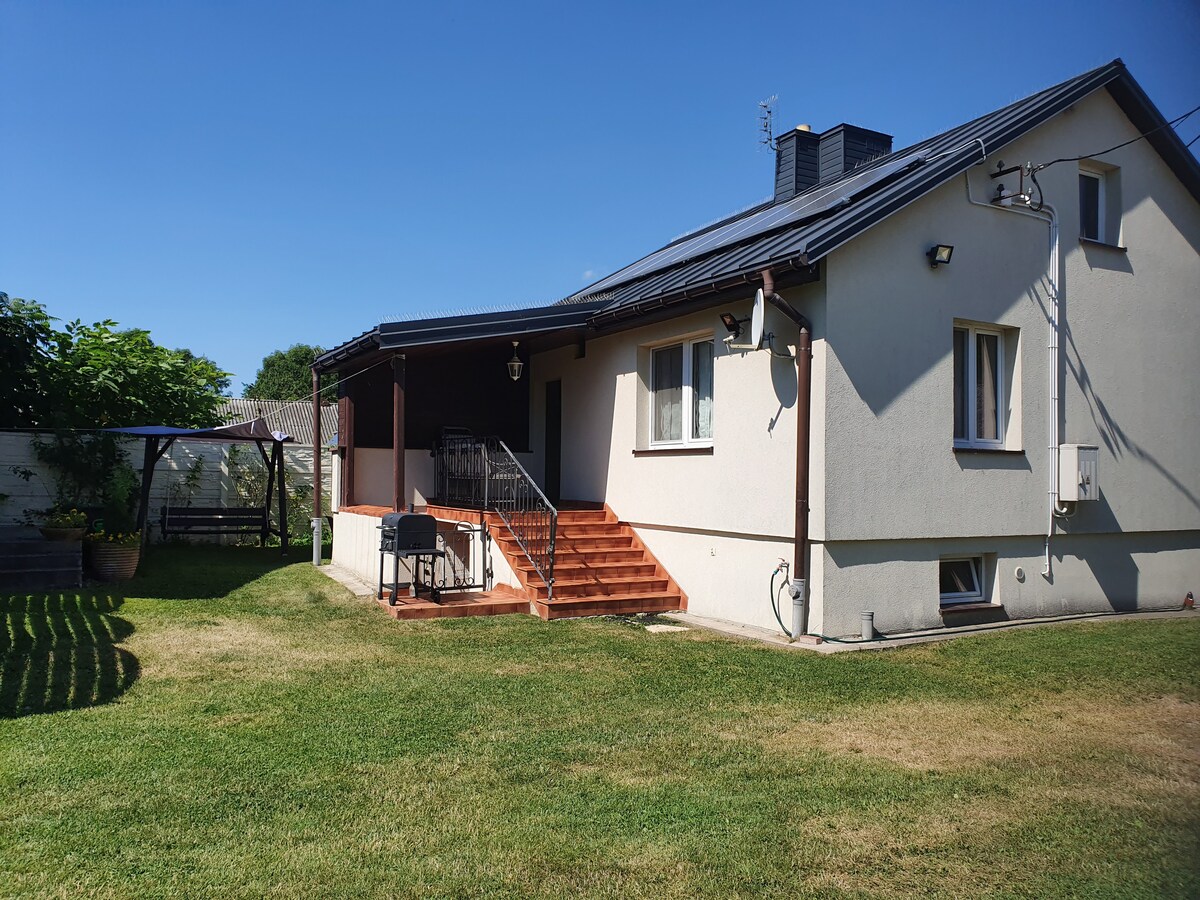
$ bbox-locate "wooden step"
[554,523,626,538]
[553,535,635,550]
[483,509,613,529]
[534,591,684,620]
[376,588,531,620]
[515,560,659,579]
[533,576,669,600]
[552,548,646,565]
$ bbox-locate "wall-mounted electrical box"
[1059,444,1099,502]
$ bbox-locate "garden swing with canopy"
[104,419,293,554]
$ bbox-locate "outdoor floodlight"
[927,244,954,268]
[719,312,745,339]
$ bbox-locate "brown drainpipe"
[760,268,813,637]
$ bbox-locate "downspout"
[760,268,813,638]
[964,174,1070,578]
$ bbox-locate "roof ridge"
[580,60,1123,314]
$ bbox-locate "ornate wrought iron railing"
[435,430,494,508]
[428,521,489,595]
[432,432,557,599]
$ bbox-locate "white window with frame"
[650,337,714,447]
[940,557,984,605]
[1079,170,1104,242]
[953,324,1005,448]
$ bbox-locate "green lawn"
[2,547,1198,899]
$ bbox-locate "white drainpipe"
[963,173,1069,578]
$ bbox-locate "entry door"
[544,380,562,504]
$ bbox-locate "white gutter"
[963,174,1071,579]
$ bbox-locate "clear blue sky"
[3,1,1198,394]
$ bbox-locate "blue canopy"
[104,418,293,443]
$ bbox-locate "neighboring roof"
[105,419,293,443]
[581,59,1200,327]
[317,59,1198,366]
[218,398,336,447]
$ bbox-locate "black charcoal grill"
[378,512,445,605]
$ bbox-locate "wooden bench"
[160,506,270,544]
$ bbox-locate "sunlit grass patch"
[1,545,1197,898]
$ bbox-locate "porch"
[333,497,685,620]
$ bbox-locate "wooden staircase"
[484,506,686,620]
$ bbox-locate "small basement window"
[940,557,983,604]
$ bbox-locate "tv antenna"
[758,95,777,149]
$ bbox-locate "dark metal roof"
[314,300,608,371]
[317,60,1198,364]
[583,59,1200,328]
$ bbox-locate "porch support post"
[275,440,288,556]
[136,435,159,549]
[340,375,356,508]
[392,354,406,512]
[260,439,274,548]
[311,368,322,565]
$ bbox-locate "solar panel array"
[583,60,1126,325]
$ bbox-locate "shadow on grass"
[128,544,301,600]
[0,591,139,719]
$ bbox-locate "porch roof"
[314,298,608,373]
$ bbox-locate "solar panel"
[580,152,926,295]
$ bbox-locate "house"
[311,59,1200,636]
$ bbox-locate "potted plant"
[85,529,142,581]
[39,507,88,541]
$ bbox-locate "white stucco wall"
[813,88,1200,634]
[331,507,511,597]
[527,294,824,631]
[350,448,436,509]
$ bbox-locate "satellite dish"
[750,288,766,350]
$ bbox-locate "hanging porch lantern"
[507,341,524,382]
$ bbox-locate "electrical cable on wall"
[1032,101,1200,172]
[1018,101,1199,213]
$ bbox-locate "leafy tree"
[243,343,334,402]
[177,348,232,395]
[47,319,230,429]
[0,296,232,526]
[0,296,231,429]
[0,293,55,427]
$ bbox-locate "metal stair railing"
[486,440,556,601]
[433,432,557,600]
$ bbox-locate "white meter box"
[1059,444,1099,502]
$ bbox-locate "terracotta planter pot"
[40,527,86,541]
[88,543,141,582]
